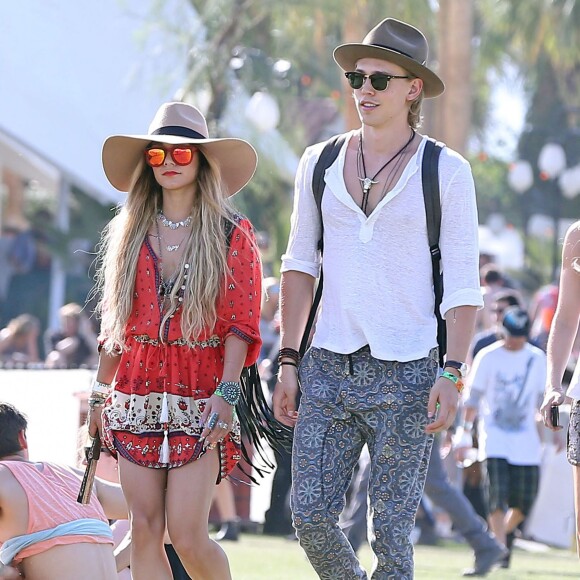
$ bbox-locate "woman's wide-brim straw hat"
[102,102,258,196]
[333,18,444,98]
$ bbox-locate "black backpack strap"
[421,139,445,367]
[299,134,347,356]
[311,133,348,252]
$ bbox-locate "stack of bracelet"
[278,347,301,369]
[88,380,112,409]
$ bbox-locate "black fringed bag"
[225,217,293,483]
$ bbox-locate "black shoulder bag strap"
[422,138,445,367]
[299,133,347,356]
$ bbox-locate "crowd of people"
[1,13,579,580]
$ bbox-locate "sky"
[1,1,526,206]
[483,64,527,161]
[0,0,191,204]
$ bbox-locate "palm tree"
[431,0,474,154]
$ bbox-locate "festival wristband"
[441,371,464,393]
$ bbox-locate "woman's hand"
[540,387,566,431]
[87,403,104,439]
[200,395,235,449]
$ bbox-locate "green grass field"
[224,534,579,579]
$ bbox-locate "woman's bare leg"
[166,449,232,579]
[117,455,172,580]
[213,478,237,522]
[574,466,580,556]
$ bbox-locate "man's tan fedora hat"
[102,102,258,196]
[333,18,444,98]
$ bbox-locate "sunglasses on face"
[345,71,410,91]
[144,146,196,167]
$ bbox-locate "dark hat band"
[152,126,206,140]
[373,43,426,65]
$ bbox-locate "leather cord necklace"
[357,129,415,214]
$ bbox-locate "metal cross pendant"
[359,176,378,194]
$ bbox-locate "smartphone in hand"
[550,405,560,428]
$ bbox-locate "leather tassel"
[160,430,170,464]
[236,364,293,484]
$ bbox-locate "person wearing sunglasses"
[88,102,262,580]
[274,17,483,579]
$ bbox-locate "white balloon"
[508,160,533,193]
[538,143,566,178]
[559,165,580,199]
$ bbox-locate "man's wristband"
[278,347,300,365]
[441,370,464,393]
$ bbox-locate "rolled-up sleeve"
[438,151,484,318]
[222,219,262,367]
[280,145,323,277]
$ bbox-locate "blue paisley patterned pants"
[291,346,438,580]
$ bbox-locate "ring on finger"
[207,412,219,430]
[217,421,229,430]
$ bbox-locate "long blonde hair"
[93,147,244,353]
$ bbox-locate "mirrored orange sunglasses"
[144,146,196,167]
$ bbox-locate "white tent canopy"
[0,1,188,205]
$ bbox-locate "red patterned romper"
[102,217,262,481]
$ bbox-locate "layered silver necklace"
[157,211,192,230]
[154,219,190,298]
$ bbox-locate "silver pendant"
[359,176,378,194]
[166,244,180,252]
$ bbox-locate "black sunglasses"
[345,71,410,91]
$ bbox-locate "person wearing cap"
[273,17,483,579]
[461,306,547,569]
[540,220,580,553]
[88,102,262,579]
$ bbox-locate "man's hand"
[273,366,299,427]
[426,377,460,434]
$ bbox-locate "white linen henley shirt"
[281,132,483,362]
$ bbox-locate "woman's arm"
[541,222,580,430]
[546,222,580,392]
[87,350,122,437]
